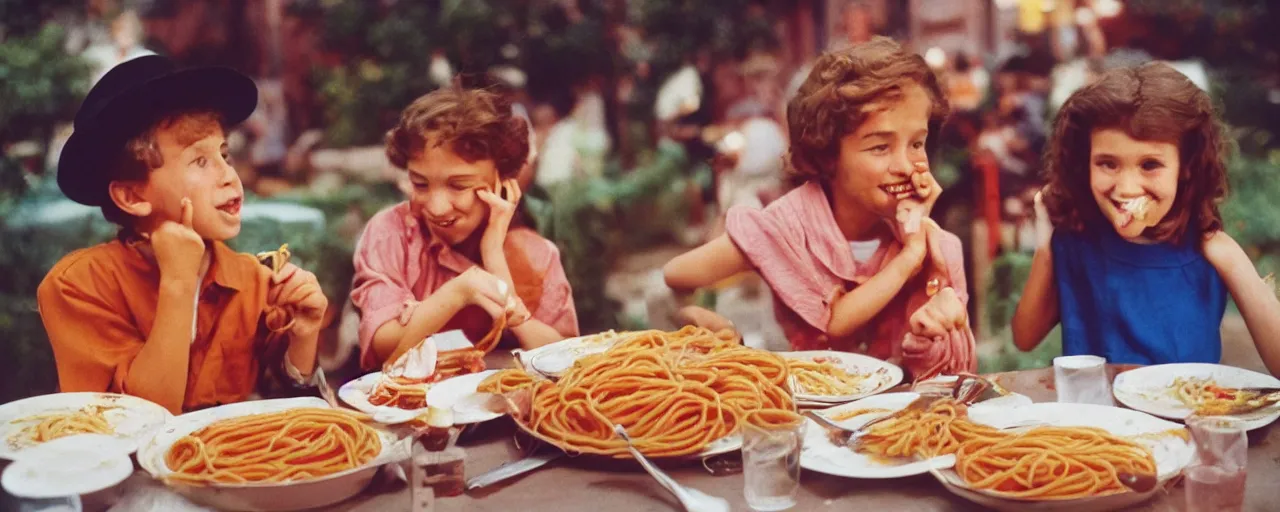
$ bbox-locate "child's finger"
[181,198,194,229]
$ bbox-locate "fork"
[613,425,729,512]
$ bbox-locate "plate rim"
[778,350,903,403]
[1112,362,1280,429]
[0,392,172,460]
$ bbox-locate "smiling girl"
[1012,63,1280,375]
[663,38,976,380]
[351,88,578,369]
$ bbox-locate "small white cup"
[1053,355,1112,405]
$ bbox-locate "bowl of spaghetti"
[928,401,1195,511]
[0,392,171,460]
[136,397,405,511]
[480,326,795,460]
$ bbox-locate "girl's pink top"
[725,181,974,377]
[351,202,579,370]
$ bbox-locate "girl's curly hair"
[385,87,529,178]
[1042,62,1228,245]
[785,37,950,186]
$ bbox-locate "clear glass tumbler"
[741,410,804,511]
[1053,355,1112,405]
[1185,416,1248,512]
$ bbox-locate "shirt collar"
[402,207,479,274]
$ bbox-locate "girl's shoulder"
[506,227,562,265]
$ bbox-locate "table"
[339,365,1280,512]
[5,365,1275,511]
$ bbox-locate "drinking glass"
[1185,416,1247,512]
[1053,355,1112,405]
[741,410,804,511]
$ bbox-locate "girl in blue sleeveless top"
[1011,63,1280,375]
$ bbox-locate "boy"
[38,55,327,414]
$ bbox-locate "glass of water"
[1053,355,1112,405]
[1185,416,1248,512]
[741,410,804,511]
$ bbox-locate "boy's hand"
[269,263,328,336]
[151,198,205,280]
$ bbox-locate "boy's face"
[832,82,932,221]
[137,121,244,241]
[405,142,499,246]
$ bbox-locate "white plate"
[338,371,431,421]
[800,393,957,479]
[1112,363,1280,430]
[426,370,505,424]
[932,402,1195,512]
[2,435,134,499]
[781,351,902,404]
[516,332,626,378]
[0,392,171,460]
[137,397,408,512]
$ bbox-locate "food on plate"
[164,408,380,484]
[498,326,795,458]
[953,426,1157,500]
[366,328,494,410]
[851,399,1160,499]
[1171,377,1279,416]
[7,405,116,449]
[477,369,539,394]
[786,358,886,396]
[855,399,1005,459]
[828,407,892,422]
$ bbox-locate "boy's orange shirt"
[37,239,280,411]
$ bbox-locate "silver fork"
[612,425,729,512]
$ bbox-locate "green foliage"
[532,141,694,332]
[0,25,91,141]
[1220,148,1280,253]
[980,251,1061,373]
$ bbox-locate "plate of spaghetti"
[1113,363,1280,430]
[515,330,628,378]
[0,392,171,460]
[482,326,795,459]
[929,402,1194,511]
[338,371,432,417]
[136,397,404,511]
[781,351,901,404]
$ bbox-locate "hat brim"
[58,67,258,207]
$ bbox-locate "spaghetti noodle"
[515,326,795,458]
[367,377,430,409]
[7,406,115,447]
[787,358,879,396]
[164,408,381,484]
[853,399,1159,500]
[855,400,1006,459]
[477,369,539,394]
[953,426,1158,500]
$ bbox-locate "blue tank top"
[1051,229,1227,365]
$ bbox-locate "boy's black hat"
[58,55,258,207]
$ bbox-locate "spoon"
[612,425,729,512]
[1117,471,1159,493]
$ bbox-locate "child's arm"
[1011,239,1060,351]
[370,269,510,364]
[826,223,931,338]
[1204,231,1280,376]
[663,235,753,292]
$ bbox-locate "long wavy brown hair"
[785,37,950,187]
[1042,63,1228,245]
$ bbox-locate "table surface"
[334,362,1280,512]
[3,361,1275,512]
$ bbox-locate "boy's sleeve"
[532,242,580,338]
[37,269,146,395]
[350,213,417,370]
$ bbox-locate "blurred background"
[2,0,1278,402]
